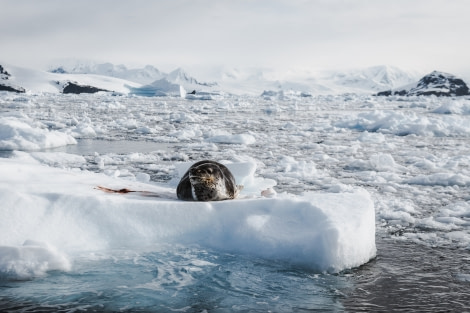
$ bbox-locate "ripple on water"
[342,238,470,312]
[0,245,350,312]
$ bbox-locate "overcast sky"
[1,0,469,76]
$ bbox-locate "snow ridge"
[50,62,165,85]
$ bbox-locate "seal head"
[176,160,243,201]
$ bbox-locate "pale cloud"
[1,0,469,75]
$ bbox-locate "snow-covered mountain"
[48,62,219,97]
[7,61,468,97]
[0,63,141,94]
[377,71,470,97]
[166,68,217,88]
[50,62,165,85]
[0,64,26,93]
[324,65,421,93]
[50,62,217,89]
[47,61,420,96]
[211,65,421,96]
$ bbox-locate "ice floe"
[0,154,376,277]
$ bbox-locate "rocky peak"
[377,71,470,97]
[0,65,11,80]
[416,71,469,96]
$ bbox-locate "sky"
[1,0,470,77]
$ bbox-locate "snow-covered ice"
[0,152,375,277]
[0,240,71,280]
[0,116,76,150]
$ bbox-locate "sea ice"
[0,240,71,280]
[0,154,376,278]
[206,133,256,145]
[0,116,77,150]
[337,110,470,137]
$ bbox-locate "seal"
[176,160,243,201]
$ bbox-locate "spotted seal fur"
[176,160,243,201]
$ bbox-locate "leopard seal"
[176,160,243,201]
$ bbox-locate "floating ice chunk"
[0,116,77,150]
[346,153,401,172]
[374,197,418,229]
[438,202,470,219]
[412,201,470,245]
[416,217,461,231]
[227,160,276,194]
[0,157,376,273]
[282,122,298,130]
[455,273,470,282]
[276,155,317,178]
[135,126,155,134]
[410,158,437,171]
[432,100,470,115]
[0,240,71,280]
[337,111,470,137]
[206,133,256,145]
[406,173,470,186]
[326,183,358,193]
[170,112,199,123]
[356,131,386,143]
[169,128,202,140]
[71,122,97,138]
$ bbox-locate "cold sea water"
[1,93,470,312]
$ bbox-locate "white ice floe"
[406,173,470,187]
[0,240,71,280]
[346,153,403,172]
[337,110,470,137]
[0,116,77,150]
[432,99,470,115]
[0,155,376,277]
[206,133,256,145]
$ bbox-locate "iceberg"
[0,155,376,278]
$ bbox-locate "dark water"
[343,238,470,312]
[0,246,348,313]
